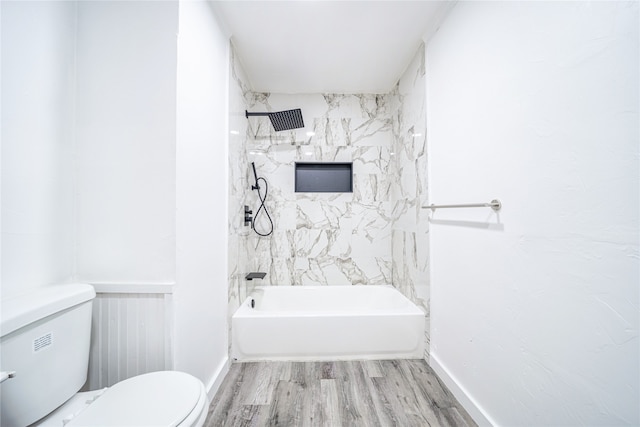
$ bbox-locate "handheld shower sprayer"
[251,162,260,190]
[248,162,273,236]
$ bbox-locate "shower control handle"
[244,206,253,227]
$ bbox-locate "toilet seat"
[66,371,207,427]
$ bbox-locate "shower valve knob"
[244,206,253,227]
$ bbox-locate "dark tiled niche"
[294,162,353,193]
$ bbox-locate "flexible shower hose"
[253,176,274,236]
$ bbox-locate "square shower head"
[245,109,305,132]
[268,109,305,132]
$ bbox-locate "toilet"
[0,284,209,426]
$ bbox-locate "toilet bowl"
[0,284,209,427]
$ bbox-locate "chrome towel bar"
[423,199,502,211]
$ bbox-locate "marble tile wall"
[228,46,252,321]
[390,45,430,355]
[243,92,395,286]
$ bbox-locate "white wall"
[1,0,230,395]
[75,1,177,284]
[175,0,230,397]
[1,1,77,297]
[427,2,639,426]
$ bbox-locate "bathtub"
[232,285,425,361]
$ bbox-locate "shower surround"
[228,45,430,356]
[245,92,395,287]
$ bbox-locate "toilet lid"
[67,371,203,427]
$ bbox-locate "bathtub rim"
[234,284,426,317]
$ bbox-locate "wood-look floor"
[205,360,477,427]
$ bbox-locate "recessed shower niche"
[294,162,353,193]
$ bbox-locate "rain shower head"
[245,109,305,132]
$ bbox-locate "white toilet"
[0,284,209,426]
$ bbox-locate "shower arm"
[245,111,269,118]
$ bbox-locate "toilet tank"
[0,284,96,427]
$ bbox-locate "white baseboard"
[429,353,496,427]
[206,356,231,401]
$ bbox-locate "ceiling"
[213,1,448,94]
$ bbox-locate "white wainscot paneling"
[85,288,173,390]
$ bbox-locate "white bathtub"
[232,285,425,361]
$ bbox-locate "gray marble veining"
[238,90,397,288]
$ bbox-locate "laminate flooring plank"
[205,363,248,427]
[402,359,455,408]
[298,364,323,427]
[364,376,404,426]
[209,363,244,405]
[268,380,306,427]
[362,370,400,427]
[271,361,292,381]
[438,407,472,427]
[347,361,384,427]
[306,376,324,427]
[398,359,450,416]
[290,361,320,385]
[309,362,323,381]
[333,362,363,425]
[243,362,279,405]
[228,405,270,427]
[320,379,343,427]
[369,376,415,427]
[212,363,271,426]
[332,361,382,427]
[361,359,384,378]
[320,361,337,379]
[403,360,476,427]
[274,362,322,427]
[234,363,261,405]
[380,360,443,427]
